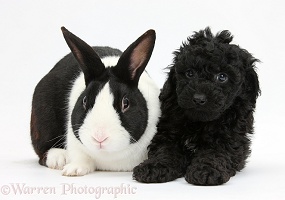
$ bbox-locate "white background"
[0,0,284,199]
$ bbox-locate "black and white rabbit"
[30,27,160,176]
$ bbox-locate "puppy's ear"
[216,30,233,44]
[241,59,260,106]
[159,68,177,104]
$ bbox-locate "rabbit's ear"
[61,27,105,86]
[113,30,156,87]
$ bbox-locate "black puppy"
[133,27,260,185]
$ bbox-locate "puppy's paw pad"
[62,163,94,176]
[46,148,68,170]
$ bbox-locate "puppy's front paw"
[133,160,181,183]
[185,163,230,186]
[62,162,95,176]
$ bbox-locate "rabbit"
[30,27,161,176]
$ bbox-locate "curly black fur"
[133,27,260,185]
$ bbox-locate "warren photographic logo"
[1,183,137,199]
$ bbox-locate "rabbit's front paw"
[62,162,95,176]
[46,148,68,170]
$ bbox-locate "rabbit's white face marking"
[78,82,130,153]
[101,56,120,67]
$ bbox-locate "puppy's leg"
[185,148,240,185]
[185,133,250,186]
[133,144,186,183]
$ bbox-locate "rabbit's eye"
[83,96,87,110]
[122,96,130,113]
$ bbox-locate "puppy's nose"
[193,93,207,105]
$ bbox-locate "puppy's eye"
[216,73,228,83]
[185,69,194,78]
[122,96,130,113]
[83,96,87,110]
